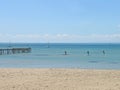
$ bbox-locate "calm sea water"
[0,43,120,69]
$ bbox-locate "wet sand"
[0,68,120,90]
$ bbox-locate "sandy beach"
[0,69,120,90]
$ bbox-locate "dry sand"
[0,68,120,90]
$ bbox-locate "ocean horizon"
[0,43,120,69]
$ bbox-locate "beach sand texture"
[0,69,120,90]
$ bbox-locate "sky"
[0,0,120,43]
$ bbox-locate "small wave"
[34,54,49,56]
[88,61,99,63]
[109,62,119,64]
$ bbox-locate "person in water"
[87,51,89,56]
[64,51,67,55]
[103,50,105,55]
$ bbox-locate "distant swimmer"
[87,51,89,56]
[103,50,105,55]
[64,51,67,55]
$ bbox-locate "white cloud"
[0,33,120,43]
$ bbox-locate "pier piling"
[0,48,31,55]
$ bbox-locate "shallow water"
[0,43,120,69]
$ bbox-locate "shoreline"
[0,68,120,90]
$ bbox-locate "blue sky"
[0,0,120,43]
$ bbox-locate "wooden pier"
[0,48,31,55]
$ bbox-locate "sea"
[0,43,120,69]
